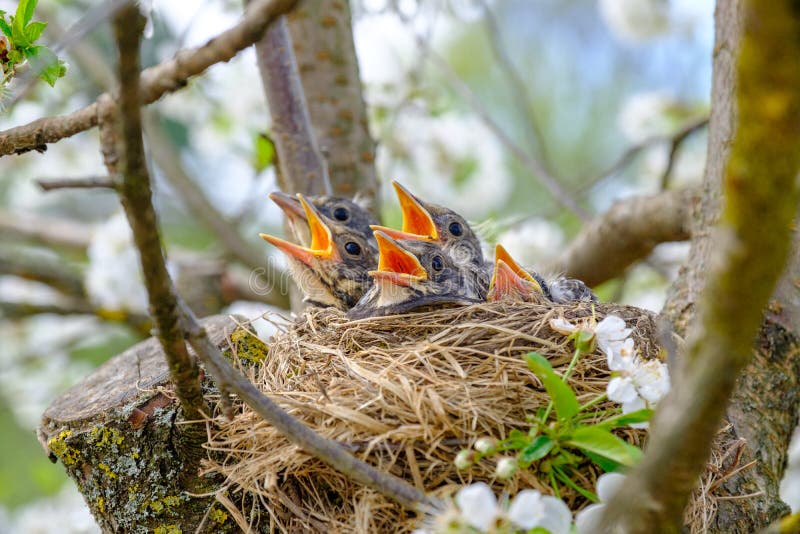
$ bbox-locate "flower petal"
[507,490,544,529]
[575,503,605,534]
[596,472,627,501]
[607,376,638,403]
[622,397,649,428]
[455,482,498,531]
[550,317,578,335]
[538,495,574,534]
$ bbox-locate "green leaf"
[597,409,653,429]
[520,435,555,465]
[525,352,579,421]
[582,450,624,473]
[564,426,642,467]
[253,133,275,172]
[12,15,30,48]
[24,20,46,43]
[17,0,37,26]
[502,429,528,449]
[27,46,65,87]
[0,13,12,39]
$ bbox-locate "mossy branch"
[601,1,800,529]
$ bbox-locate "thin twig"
[478,0,553,173]
[659,118,708,190]
[0,299,151,333]
[36,176,116,191]
[113,4,206,420]
[0,209,93,250]
[0,248,85,297]
[0,0,297,157]
[423,46,590,220]
[142,109,289,309]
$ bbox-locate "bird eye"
[344,242,361,255]
[431,255,444,271]
[333,206,350,221]
[448,221,463,236]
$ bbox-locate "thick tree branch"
[113,5,206,421]
[0,0,296,157]
[601,1,800,530]
[549,188,696,286]
[286,0,380,208]
[253,13,330,196]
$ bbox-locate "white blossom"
[495,218,565,266]
[549,315,632,357]
[605,342,671,428]
[575,472,627,533]
[455,483,498,531]
[617,91,680,143]
[507,490,572,534]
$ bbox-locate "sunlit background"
[1,0,796,531]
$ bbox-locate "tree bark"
[286,0,380,210]
[38,315,239,533]
[661,1,800,530]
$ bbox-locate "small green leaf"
[253,133,275,172]
[12,15,30,48]
[18,0,37,26]
[525,352,579,421]
[0,13,12,38]
[27,46,65,87]
[24,20,46,43]
[583,450,624,473]
[520,435,555,464]
[597,409,653,429]
[502,429,528,449]
[564,426,642,467]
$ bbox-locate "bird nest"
[202,301,660,532]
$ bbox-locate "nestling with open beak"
[487,244,548,303]
[268,191,378,247]
[487,244,598,304]
[371,181,485,268]
[261,195,377,310]
[347,231,482,319]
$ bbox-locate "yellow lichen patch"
[97,462,118,479]
[88,425,125,449]
[96,497,105,514]
[210,507,228,525]
[149,495,181,515]
[153,526,182,534]
[230,328,269,364]
[47,430,81,466]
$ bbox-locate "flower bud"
[495,457,518,479]
[454,449,475,470]
[474,437,498,455]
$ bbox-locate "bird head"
[370,180,484,267]
[269,192,378,246]
[487,244,545,302]
[261,195,377,309]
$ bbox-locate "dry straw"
[203,301,659,532]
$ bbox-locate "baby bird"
[487,245,547,303]
[261,195,377,310]
[370,181,485,268]
[348,231,481,319]
[487,244,598,304]
[269,191,378,246]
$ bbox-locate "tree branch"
[0,0,297,157]
[36,176,116,191]
[142,110,289,310]
[113,4,206,421]
[286,0,380,208]
[549,188,697,286]
[253,12,330,196]
[0,209,92,251]
[0,248,85,298]
[601,1,800,529]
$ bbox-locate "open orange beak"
[369,231,428,287]
[369,181,438,242]
[488,244,543,300]
[260,195,338,266]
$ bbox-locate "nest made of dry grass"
[203,301,660,533]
